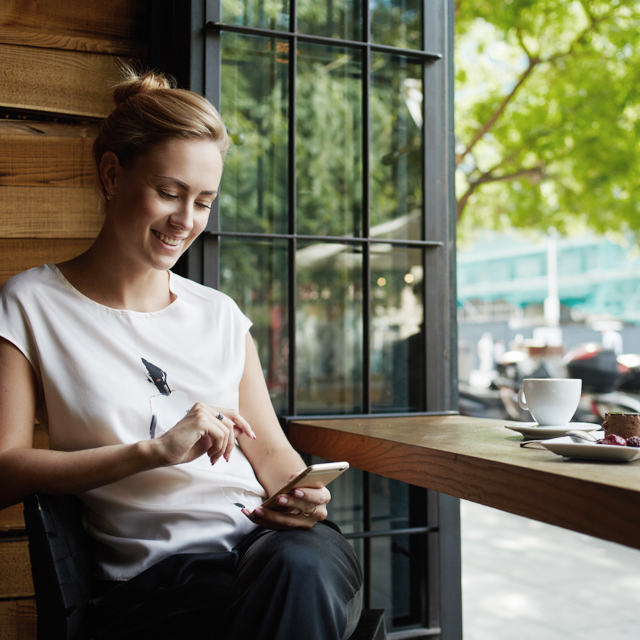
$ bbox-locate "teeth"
[154,231,181,246]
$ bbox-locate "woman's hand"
[242,483,331,531]
[153,402,256,467]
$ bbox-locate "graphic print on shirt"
[142,358,191,438]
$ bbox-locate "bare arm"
[238,333,330,528]
[0,338,254,510]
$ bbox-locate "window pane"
[296,43,363,237]
[296,241,363,413]
[370,53,423,240]
[297,0,363,41]
[370,0,422,50]
[220,32,289,234]
[219,238,290,415]
[312,459,364,534]
[371,246,424,411]
[222,0,290,30]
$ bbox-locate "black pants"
[87,522,363,640]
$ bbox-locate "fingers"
[159,404,256,467]
[243,487,329,530]
[241,505,326,531]
[190,404,255,465]
[216,409,257,441]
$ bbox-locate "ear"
[99,151,121,197]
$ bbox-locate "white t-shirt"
[0,264,266,580]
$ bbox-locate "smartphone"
[261,462,349,509]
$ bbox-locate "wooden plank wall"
[0,2,149,637]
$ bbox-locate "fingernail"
[252,508,264,518]
[293,489,304,498]
[241,508,251,517]
[277,496,288,505]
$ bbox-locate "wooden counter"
[289,415,640,550]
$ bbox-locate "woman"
[0,67,362,639]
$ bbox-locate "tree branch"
[457,164,548,221]
[455,55,540,167]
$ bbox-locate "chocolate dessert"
[602,413,640,440]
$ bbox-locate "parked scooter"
[563,343,640,420]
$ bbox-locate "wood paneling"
[0,239,94,285]
[0,188,103,238]
[0,600,37,640]
[0,0,148,57]
[0,505,24,533]
[0,119,103,243]
[0,541,33,599]
[0,121,99,188]
[0,44,126,118]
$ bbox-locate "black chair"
[23,493,94,640]
[24,493,386,640]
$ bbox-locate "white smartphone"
[261,462,349,509]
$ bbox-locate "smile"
[153,231,182,247]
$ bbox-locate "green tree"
[455,0,640,237]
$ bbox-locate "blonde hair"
[93,66,229,195]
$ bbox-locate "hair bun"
[112,65,176,107]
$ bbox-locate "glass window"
[222,0,291,30]
[296,42,363,237]
[370,0,422,50]
[296,241,363,414]
[219,237,290,414]
[370,53,423,240]
[371,246,424,411]
[220,32,290,235]
[297,0,362,41]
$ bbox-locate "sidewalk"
[461,500,640,639]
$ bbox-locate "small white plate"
[505,422,601,439]
[541,434,640,462]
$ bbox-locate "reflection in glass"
[296,43,363,237]
[219,238,289,414]
[220,32,289,234]
[371,246,424,411]
[370,0,422,51]
[370,53,423,240]
[297,0,362,41]
[222,0,290,31]
[296,241,363,414]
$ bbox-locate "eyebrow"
[155,175,217,196]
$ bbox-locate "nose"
[169,201,195,231]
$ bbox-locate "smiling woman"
[0,66,363,640]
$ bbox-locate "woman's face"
[104,137,223,272]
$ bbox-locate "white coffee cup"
[517,378,582,426]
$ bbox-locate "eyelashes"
[158,190,212,210]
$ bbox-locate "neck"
[56,239,175,313]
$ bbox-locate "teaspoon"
[566,430,598,443]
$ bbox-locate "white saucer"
[541,434,640,462]
[505,422,601,439]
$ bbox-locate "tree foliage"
[454,0,640,238]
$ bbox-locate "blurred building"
[458,232,640,325]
